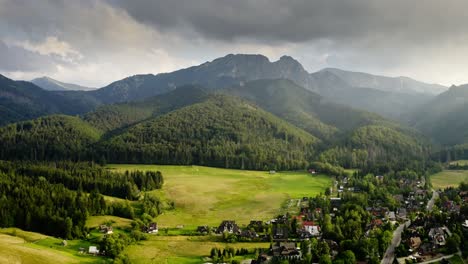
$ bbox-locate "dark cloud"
[1,0,468,86]
[109,0,468,44]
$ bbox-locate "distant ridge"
[32,76,95,91]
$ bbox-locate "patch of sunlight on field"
[108,165,331,227]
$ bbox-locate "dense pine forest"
[0,161,163,239]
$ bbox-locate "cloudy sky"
[1,0,468,87]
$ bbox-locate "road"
[381,220,410,264]
[426,189,439,211]
[381,189,438,264]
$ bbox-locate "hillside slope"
[224,79,385,141]
[0,75,99,125]
[84,85,209,132]
[99,95,318,170]
[408,84,468,146]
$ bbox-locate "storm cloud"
[1,0,468,86]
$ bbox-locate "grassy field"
[431,170,468,189]
[108,165,331,227]
[86,215,133,229]
[0,228,107,264]
[125,235,270,264]
[449,160,468,166]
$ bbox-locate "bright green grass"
[0,228,108,264]
[125,235,269,264]
[108,165,331,228]
[431,170,468,189]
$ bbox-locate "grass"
[125,235,269,264]
[431,170,468,189]
[449,160,468,166]
[86,215,133,229]
[108,165,332,228]
[0,228,107,264]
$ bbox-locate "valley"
[1,53,468,264]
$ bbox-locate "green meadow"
[125,235,270,264]
[108,165,332,227]
[0,228,107,264]
[431,170,468,189]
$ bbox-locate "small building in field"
[99,225,113,234]
[89,246,99,255]
[142,222,158,234]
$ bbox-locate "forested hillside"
[319,125,431,173]
[224,79,386,141]
[99,95,318,170]
[84,85,209,132]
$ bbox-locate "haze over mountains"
[2,53,468,154]
[31,77,95,91]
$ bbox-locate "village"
[75,169,468,264]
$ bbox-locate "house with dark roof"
[216,220,240,234]
[272,242,301,260]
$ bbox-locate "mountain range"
[1,53,467,157]
[0,77,430,172]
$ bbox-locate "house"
[397,208,407,220]
[393,195,404,204]
[99,225,113,234]
[89,246,99,255]
[429,228,446,246]
[248,221,264,232]
[408,237,422,249]
[216,220,240,234]
[415,189,426,199]
[303,221,321,237]
[142,222,158,234]
[330,197,342,208]
[462,220,468,228]
[370,219,384,228]
[387,211,396,222]
[197,225,210,234]
[149,222,158,233]
[272,242,301,259]
[240,229,258,239]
